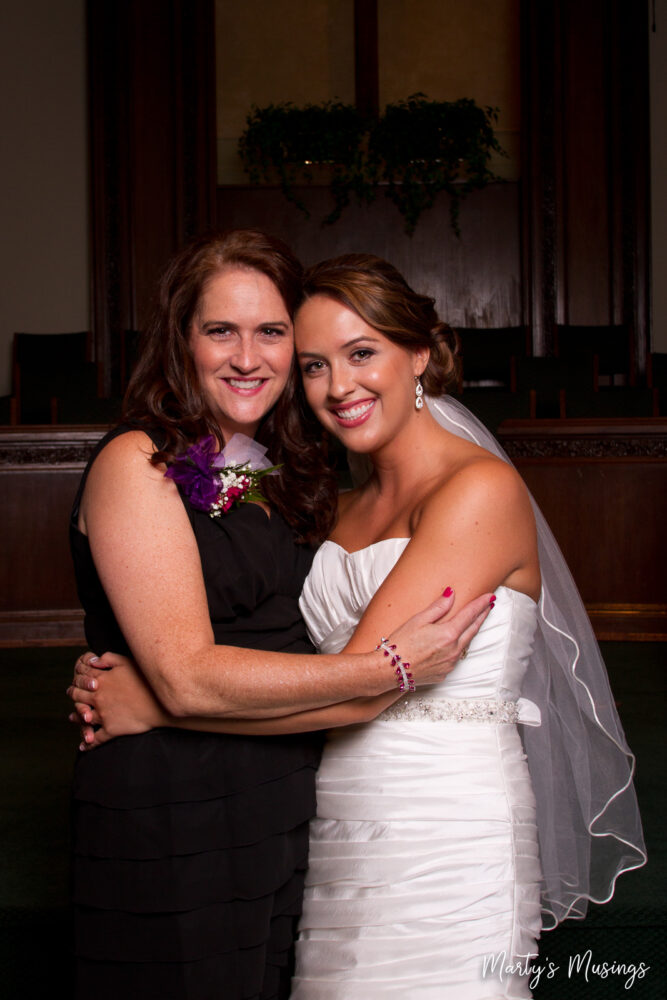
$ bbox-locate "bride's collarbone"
[332,494,420,553]
[331,456,490,552]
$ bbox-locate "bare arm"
[70,586,491,748]
[349,457,541,647]
[70,655,402,747]
[74,431,490,721]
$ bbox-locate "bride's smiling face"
[295,294,428,454]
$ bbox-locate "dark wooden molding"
[0,610,85,648]
[586,604,667,643]
[498,418,667,459]
[0,426,107,469]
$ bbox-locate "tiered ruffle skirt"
[73,727,321,999]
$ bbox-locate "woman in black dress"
[70,230,492,999]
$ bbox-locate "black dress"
[70,427,323,999]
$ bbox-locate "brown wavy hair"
[123,229,337,544]
[300,253,461,394]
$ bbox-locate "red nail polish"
[489,595,496,606]
[443,586,453,597]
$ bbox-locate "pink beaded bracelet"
[375,637,416,692]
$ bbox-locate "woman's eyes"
[302,349,376,376]
[204,325,235,339]
[302,360,325,375]
[259,326,286,338]
[206,326,285,338]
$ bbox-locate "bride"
[288,254,644,998]
[70,254,645,998]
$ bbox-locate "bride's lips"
[222,377,267,396]
[329,398,376,428]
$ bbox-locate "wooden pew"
[0,426,107,646]
[498,418,667,640]
[1,420,665,645]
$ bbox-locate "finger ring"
[459,647,468,660]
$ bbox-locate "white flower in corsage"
[165,433,279,518]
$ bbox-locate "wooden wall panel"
[0,428,106,646]
[499,418,667,639]
[517,461,666,605]
[217,182,522,329]
[2,423,663,644]
[84,0,650,381]
[2,469,80,613]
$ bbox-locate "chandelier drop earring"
[415,375,424,410]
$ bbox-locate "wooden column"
[520,0,651,369]
[88,0,217,394]
[354,0,379,118]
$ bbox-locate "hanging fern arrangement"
[238,101,371,224]
[238,94,504,235]
[368,94,505,235]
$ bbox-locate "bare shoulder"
[93,428,161,466]
[415,453,534,537]
[87,430,164,487]
[80,430,174,533]
[407,451,539,601]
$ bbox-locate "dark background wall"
[0,0,665,645]
[86,0,651,377]
[0,0,663,394]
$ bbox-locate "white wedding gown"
[292,538,543,1000]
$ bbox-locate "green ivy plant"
[369,94,504,235]
[238,101,371,224]
[238,94,504,235]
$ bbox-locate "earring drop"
[415,376,424,410]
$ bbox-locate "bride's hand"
[67,651,168,750]
[384,589,495,687]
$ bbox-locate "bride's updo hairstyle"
[300,253,461,394]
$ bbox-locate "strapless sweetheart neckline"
[320,538,539,608]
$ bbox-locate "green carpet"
[532,642,665,999]
[0,647,79,994]
[0,643,664,997]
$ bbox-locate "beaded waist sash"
[380,696,520,724]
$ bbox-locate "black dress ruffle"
[70,427,323,999]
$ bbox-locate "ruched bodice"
[293,538,543,1000]
[300,538,539,711]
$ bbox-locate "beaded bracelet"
[375,637,415,692]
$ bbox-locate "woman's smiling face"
[295,294,428,454]
[189,267,294,441]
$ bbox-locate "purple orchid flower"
[165,435,220,511]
